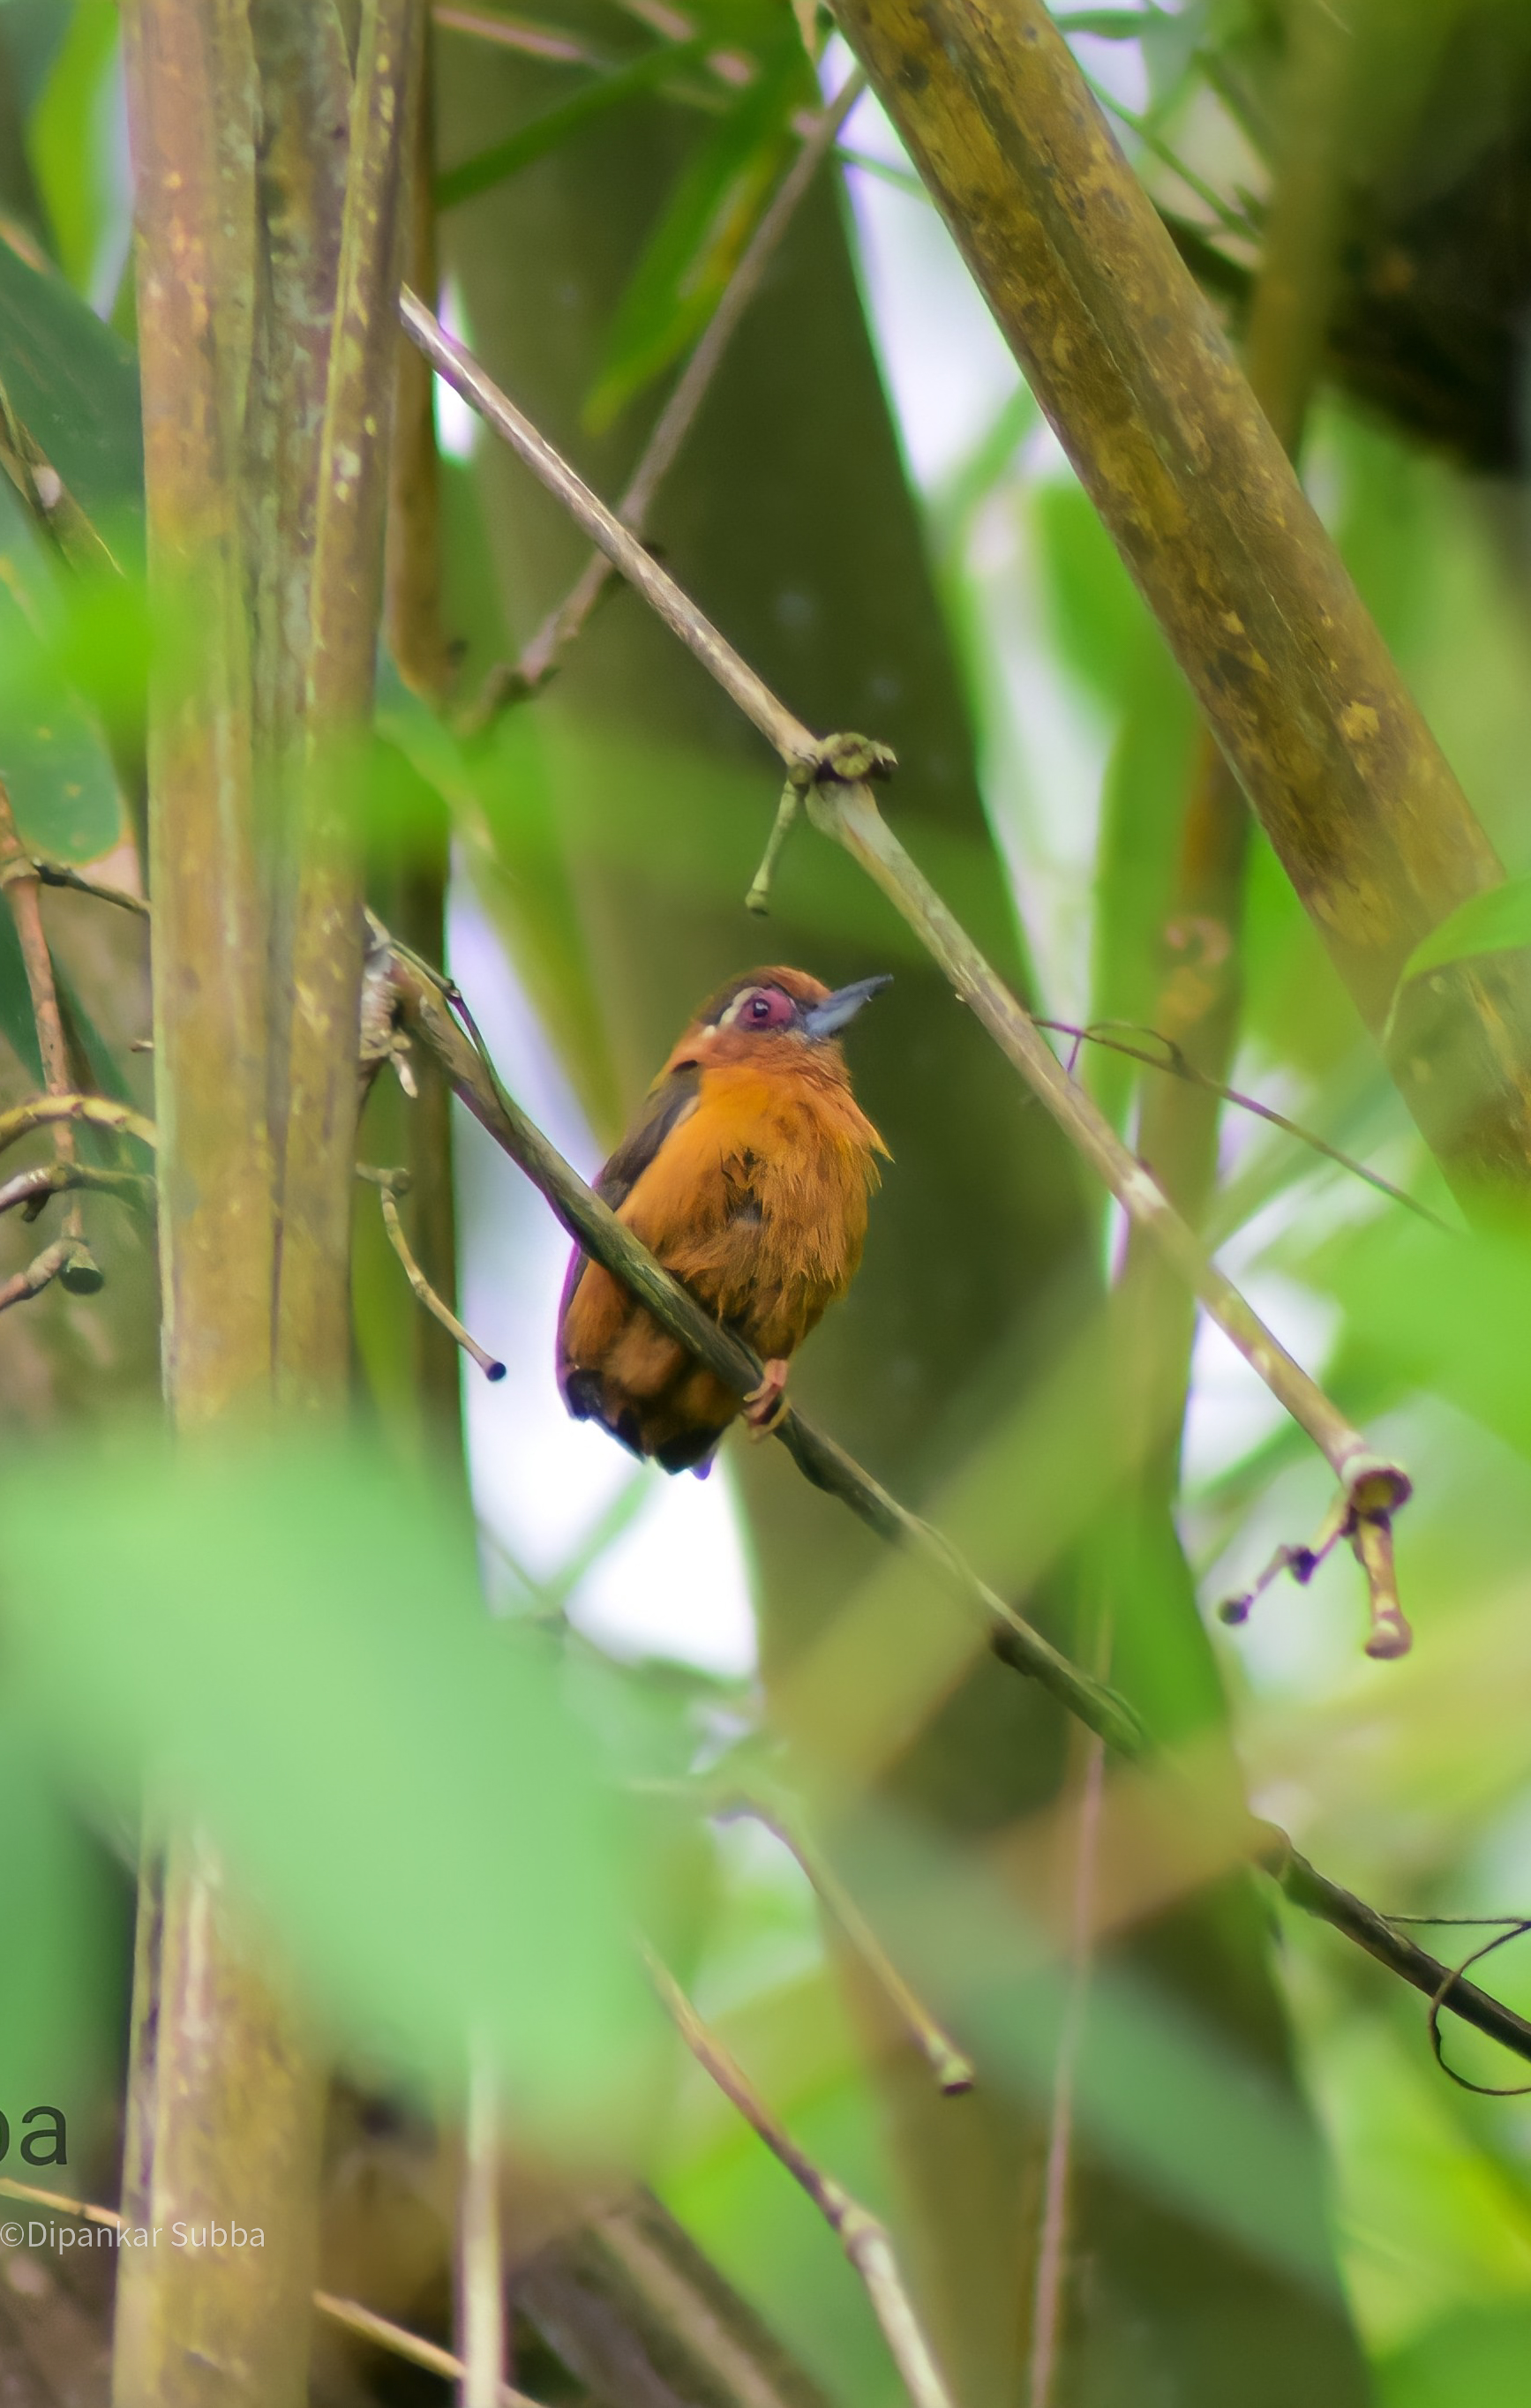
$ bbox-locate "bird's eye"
[748,995,772,1021]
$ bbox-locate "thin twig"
[402,289,810,765]
[1035,1020,1452,1230]
[433,4,604,64]
[317,2292,544,2408]
[0,780,100,1287]
[461,74,863,731]
[31,859,152,918]
[0,1159,150,1221]
[458,2044,507,2408]
[1025,1728,1105,2408]
[379,937,1145,1754]
[735,1797,974,2094]
[357,1166,506,1381]
[1264,1837,1531,2065]
[645,1949,957,2408]
[0,2177,545,2408]
[0,1093,157,1157]
[398,296,1412,1604]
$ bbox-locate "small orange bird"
[558,966,891,1475]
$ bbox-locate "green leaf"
[435,40,706,214]
[0,1431,656,2133]
[583,41,807,431]
[1381,2302,1531,2408]
[1031,475,1151,708]
[0,229,142,559]
[27,0,122,299]
[1087,627,1199,1128]
[1398,878,1531,987]
[0,1717,125,2145]
[0,480,124,860]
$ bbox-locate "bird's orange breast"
[620,1054,886,1357]
[557,1046,887,1471]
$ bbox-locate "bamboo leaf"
[1031,475,1150,707]
[0,480,125,861]
[0,229,142,554]
[0,1432,655,2133]
[583,42,807,431]
[27,0,122,299]
[1398,879,1531,988]
[436,39,706,214]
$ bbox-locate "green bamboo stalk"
[277,0,425,1400]
[117,2,326,2386]
[827,0,1531,1207]
[116,6,422,2401]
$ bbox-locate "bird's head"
[664,966,891,1071]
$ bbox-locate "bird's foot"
[743,1358,791,1437]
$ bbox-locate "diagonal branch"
[462,72,865,729]
[395,296,1411,1589]
[379,933,1146,1755]
[646,1948,957,2408]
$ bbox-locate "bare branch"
[1037,1020,1452,1231]
[728,1795,974,2095]
[0,778,100,1288]
[397,299,1411,1605]
[402,289,812,768]
[432,5,604,65]
[462,74,865,728]
[457,2045,507,2408]
[31,859,151,918]
[645,1950,957,2408]
[0,1094,156,1159]
[1263,1836,1531,2067]
[358,1165,506,1382]
[0,1162,152,1221]
[1025,1732,1105,2408]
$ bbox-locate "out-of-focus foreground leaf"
[0,1431,654,2142]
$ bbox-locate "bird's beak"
[802,974,892,1039]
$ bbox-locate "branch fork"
[1220,1457,1412,1661]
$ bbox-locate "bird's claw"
[743,1358,790,1437]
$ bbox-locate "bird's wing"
[594,1063,702,1211]
[557,1065,702,1403]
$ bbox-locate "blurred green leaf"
[27,0,121,299]
[0,478,124,859]
[1398,881,1531,987]
[0,596,124,860]
[436,40,706,214]
[1031,475,1151,708]
[1087,630,1198,1127]
[0,227,141,558]
[584,42,807,431]
[0,1718,126,2158]
[0,1431,656,2134]
[1319,1215,1531,1464]
[844,1802,1346,2288]
[1380,2303,1531,2408]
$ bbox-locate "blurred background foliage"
[4,0,1531,2403]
